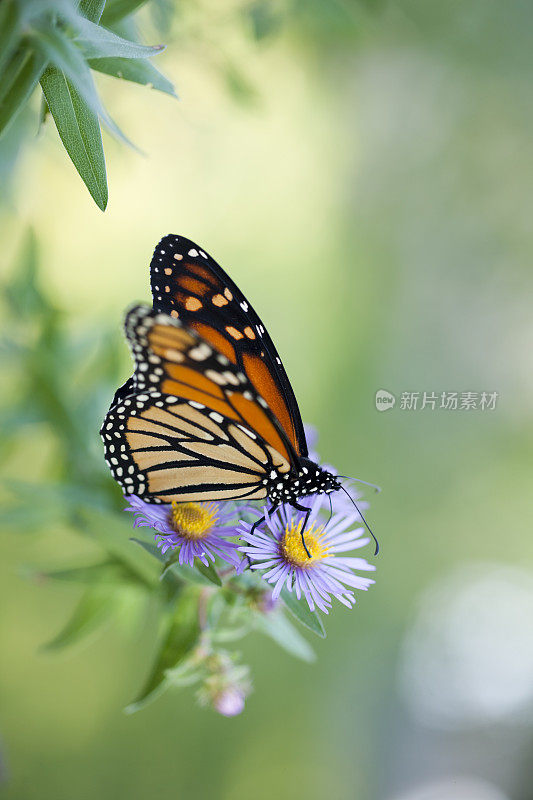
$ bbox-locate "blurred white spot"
[399,564,533,729]
[388,776,509,800]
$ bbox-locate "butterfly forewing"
[101,305,294,503]
[126,305,295,466]
[149,234,308,458]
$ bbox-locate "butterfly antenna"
[339,484,380,555]
[337,475,382,493]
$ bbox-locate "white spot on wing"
[189,343,212,361]
[238,424,256,439]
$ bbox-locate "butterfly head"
[298,457,341,495]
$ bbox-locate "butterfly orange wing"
[149,234,308,458]
[100,305,295,503]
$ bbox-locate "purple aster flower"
[125,495,243,569]
[238,495,376,613]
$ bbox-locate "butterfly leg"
[249,503,279,537]
[245,504,279,569]
[291,501,312,559]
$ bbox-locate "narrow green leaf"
[223,62,258,106]
[0,0,21,75]
[0,96,30,195]
[131,538,219,588]
[81,510,159,587]
[130,536,165,562]
[2,229,50,316]
[0,47,26,106]
[33,23,101,110]
[257,610,316,662]
[281,588,326,638]
[245,1,282,41]
[169,563,218,587]
[0,49,47,137]
[78,0,107,23]
[43,587,116,651]
[1,503,57,533]
[40,65,108,210]
[104,14,140,41]
[33,22,134,148]
[195,560,222,587]
[89,56,176,96]
[72,16,164,59]
[126,589,200,713]
[25,558,149,587]
[149,0,174,36]
[101,0,149,26]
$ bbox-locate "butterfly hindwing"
[149,234,308,458]
[102,391,280,503]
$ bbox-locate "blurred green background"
[1,2,533,799]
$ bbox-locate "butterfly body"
[264,457,340,506]
[101,235,341,518]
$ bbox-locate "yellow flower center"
[281,519,329,568]
[170,502,218,540]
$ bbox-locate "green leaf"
[0,48,47,137]
[195,560,222,587]
[281,588,326,638]
[149,0,174,36]
[131,539,220,588]
[24,558,150,588]
[169,563,219,587]
[40,64,108,210]
[212,624,252,643]
[104,14,140,41]
[256,610,316,662]
[33,22,134,148]
[130,536,168,562]
[0,85,31,195]
[72,17,164,60]
[89,56,176,96]
[2,229,52,317]
[81,510,159,587]
[0,0,21,75]
[126,588,200,713]
[0,47,26,106]
[101,0,150,27]
[223,62,258,106]
[78,0,107,23]
[245,1,282,41]
[0,478,104,534]
[43,587,116,651]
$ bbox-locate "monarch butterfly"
[101,235,374,551]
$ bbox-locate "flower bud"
[213,687,246,717]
